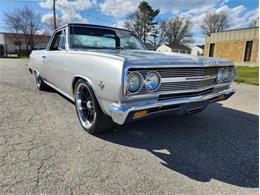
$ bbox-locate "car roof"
[56,23,134,33]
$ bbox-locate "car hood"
[76,49,233,67]
[101,50,232,66]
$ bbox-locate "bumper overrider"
[110,87,235,125]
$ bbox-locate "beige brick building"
[204,27,259,66]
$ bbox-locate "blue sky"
[0,0,258,45]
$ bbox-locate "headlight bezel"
[223,67,232,82]
[217,66,236,84]
[126,71,143,93]
[144,71,161,91]
[230,67,236,81]
[216,67,225,83]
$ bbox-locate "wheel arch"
[72,75,94,96]
[72,75,107,114]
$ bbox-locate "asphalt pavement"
[0,59,258,194]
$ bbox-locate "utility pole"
[53,0,57,30]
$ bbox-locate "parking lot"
[0,59,258,194]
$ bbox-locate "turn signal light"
[133,110,149,118]
[218,94,226,100]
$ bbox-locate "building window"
[244,41,253,62]
[209,43,215,57]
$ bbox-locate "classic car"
[28,23,236,134]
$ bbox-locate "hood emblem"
[98,81,105,90]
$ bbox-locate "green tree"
[124,1,160,43]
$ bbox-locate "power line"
[53,0,57,29]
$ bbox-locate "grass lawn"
[235,66,259,85]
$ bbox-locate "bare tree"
[147,20,168,48]
[5,6,42,56]
[43,16,63,31]
[123,1,159,43]
[201,10,229,36]
[4,11,23,56]
[163,16,193,46]
[124,13,137,32]
[250,17,259,27]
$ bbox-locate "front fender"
[71,75,110,115]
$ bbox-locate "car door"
[43,29,66,89]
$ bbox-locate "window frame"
[68,25,147,51]
[47,28,67,51]
[209,43,215,57]
[58,30,66,50]
[243,40,253,62]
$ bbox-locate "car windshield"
[69,26,146,50]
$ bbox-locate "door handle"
[41,55,46,59]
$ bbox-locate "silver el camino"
[28,23,236,134]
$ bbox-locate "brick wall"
[204,27,259,65]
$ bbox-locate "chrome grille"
[137,67,218,78]
[159,78,216,91]
[126,67,219,96]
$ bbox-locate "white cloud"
[187,4,259,46]
[150,0,220,14]
[113,19,128,29]
[41,13,54,23]
[205,5,258,30]
[40,0,96,10]
[219,0,229,7]
[35,29,49,35]
[184,4,258,33]
[189,36,205,46]
[100,0,222,17]
[40,0,96,25]
[109,2,258,47]
[100,0,137,17]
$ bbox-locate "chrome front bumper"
[110,87,235,125]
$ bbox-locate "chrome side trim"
[126,64,234,69]
[44,80,74,102]
[32,69,108,115]
[161,75,216,83]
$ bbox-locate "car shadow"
[97,103,259,188]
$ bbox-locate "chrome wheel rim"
[36,73,41,88]
[75,83,96,129]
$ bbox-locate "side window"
[49,30,66,51]
[59,30,66,50]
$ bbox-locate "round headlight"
[217,68,225,83]
[224,67,232,82]
[230,67,236,81]
[127,72,143,93]
[145,71,160,91]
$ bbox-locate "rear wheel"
[35,72,49,90]
[74,79,113,134]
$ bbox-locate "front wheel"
[35,72,49,90]
[74,79,114,134]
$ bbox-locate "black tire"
[74,79,114,134]
[35,72,49,91]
